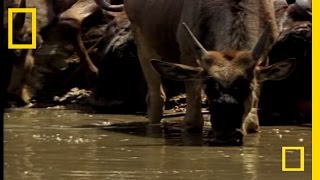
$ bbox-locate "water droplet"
[32,134,40,138]
[273,129,280,133]
[120,139,130,142]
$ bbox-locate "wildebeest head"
[34,21,77,67]
[151,23,295,142]
[35,0,106,74]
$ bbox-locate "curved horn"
[182,22,208,59]
[251,22,272,61]
[59,0,100,27]
[13,0,26,32]
[93,0,124,12]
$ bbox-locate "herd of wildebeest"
[2,0,311,145]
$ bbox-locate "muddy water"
[4,108,311,180]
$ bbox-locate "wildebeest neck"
[199,0,260,51]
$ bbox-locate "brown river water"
[4,108,311,180]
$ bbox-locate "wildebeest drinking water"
[94,0,297,145]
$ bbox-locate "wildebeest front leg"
[133,27,166,128]
[7,49,34,105]
[243,79,261,134]
[178,50,204,132]
[184,80,204,132]
[177,22,205,132]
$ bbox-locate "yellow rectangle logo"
[8,8,37,49]
[282,146,305,171]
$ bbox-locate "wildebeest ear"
[150,59,203,81]
[257,58,296,82]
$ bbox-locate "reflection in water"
[4,108,311,180]
[242,133,260,180]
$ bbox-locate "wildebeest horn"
[251,21,272,61]
[182,22,208,59]
[13,0,26,32]
[59,0,100,26]
[93,0,124,12]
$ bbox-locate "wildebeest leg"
[7,49,34,105]
[178,53,204,132]
[175,21,205,132]
[243,79,261,134]
[61,36,103,88]
[183,74,204,132]
[132,26,166,127]
[73,30,99,75]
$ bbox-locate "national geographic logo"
[282,146,305,171]
[8,8,37,49]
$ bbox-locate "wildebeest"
[4,0,123,106]
[95,0,296,145]
[259,0,311,124]
[88,11,147,113]
[33,7,145,111]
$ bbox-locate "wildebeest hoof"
[146,123,162,135]
[185,126,203,134]
[183,123,203,134]
[246,122,260,133]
